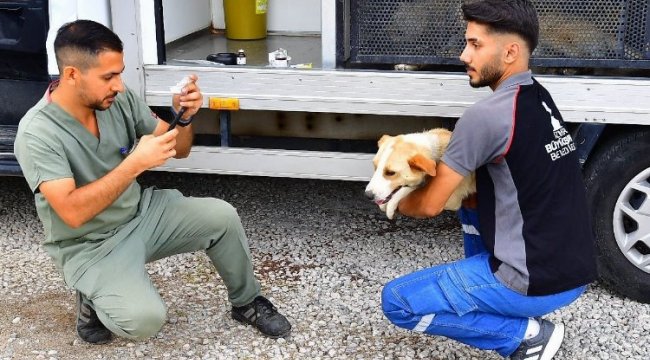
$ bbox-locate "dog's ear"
[408,154,437,176]
[378,135,393,148]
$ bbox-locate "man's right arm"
[38,129,179,228]
[397,162,465,218]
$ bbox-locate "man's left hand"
[172,74,203,120]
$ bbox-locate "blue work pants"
[381,208,586,357]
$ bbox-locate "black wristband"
[170,107,193,127]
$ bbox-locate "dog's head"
[364,133,438,206]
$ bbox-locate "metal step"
[155,146,374,181]
[1,124,374,180]
[0,125,21,176]
[0,125,17,154]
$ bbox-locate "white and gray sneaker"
[510,318,565,360]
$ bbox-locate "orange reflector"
[209,97,240,110]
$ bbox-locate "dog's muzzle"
[366,186,403,206]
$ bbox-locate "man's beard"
[468,59,503,89]
[91,100,111,111]
[79,81,115,111]
[83,93,116,111]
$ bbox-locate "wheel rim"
[613,167,650,274]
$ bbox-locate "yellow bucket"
[223,0,268,40]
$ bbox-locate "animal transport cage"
[342,0,650,69]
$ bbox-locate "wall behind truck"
[48,0,322,73]
[46,0,112,75]
[210,0,321,33]
[162,0,321,44]
[162,0,211,43]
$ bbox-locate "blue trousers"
[381,208,586,357]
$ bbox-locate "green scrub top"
[14,86,159,285]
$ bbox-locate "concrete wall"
[46,0,112,74]
[210,0,321,33]
[162,0,321,44]
[162,0,212,43]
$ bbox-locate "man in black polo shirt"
[382,1,597,359]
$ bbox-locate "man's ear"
[504,41,521,64]
[61,66,80,84]
[408,154,437,176]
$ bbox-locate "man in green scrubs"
[14,19,291,344]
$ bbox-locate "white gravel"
[1,172,649,360]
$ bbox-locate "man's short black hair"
[461,0,539,53]
[54,19,123,72]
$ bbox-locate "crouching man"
[14,20,291,343]
[381,1,597,359]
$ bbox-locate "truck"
[1,0,649,303]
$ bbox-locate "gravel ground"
[1,172,649,360]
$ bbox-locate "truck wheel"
[584,129,650,303]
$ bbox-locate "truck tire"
[583,129,650,303]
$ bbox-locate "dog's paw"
[379,203,387,212]
[386,202,399,220]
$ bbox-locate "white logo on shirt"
[542,102,563,131]
[542,101,576,161]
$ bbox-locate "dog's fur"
[365,128,476,219]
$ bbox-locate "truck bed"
[165,29,322,68]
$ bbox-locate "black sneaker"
[510,318,565,360]
[76,291,113,344]
[231,295,291,338]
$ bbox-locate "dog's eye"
[384,169,396,177]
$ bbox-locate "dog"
[365,128,476,219]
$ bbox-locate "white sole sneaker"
[540,322,565,360]
[510,319,565,360]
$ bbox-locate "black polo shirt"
[443,71,598,296]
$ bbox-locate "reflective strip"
[413,314,435,332]
[461,224,480,235]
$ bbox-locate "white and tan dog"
[365,128,476,219]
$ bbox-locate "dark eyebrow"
[102,66,125,77]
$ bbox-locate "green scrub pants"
[73,189,261,340]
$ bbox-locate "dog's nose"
[364,189,375,199]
